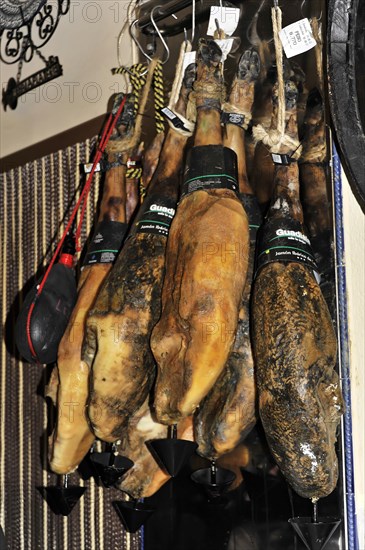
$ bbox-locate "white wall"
[1,0,135,158]
[342,169,365,548]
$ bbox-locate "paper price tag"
[182,51,196,73]
[214,38,234,61]
[207,6,240,37]
[279,18,316,58]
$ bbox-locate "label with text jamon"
[83,220,128,266]
[255,217,318,276]
[181,145,239,198]
[133,195,176,238]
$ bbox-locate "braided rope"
[252,6,290,152]
[311,18,323,91]
[113,63,147,116]
[152,60,165,134]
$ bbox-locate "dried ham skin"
[151,186,249,424]
[252,261,343,499]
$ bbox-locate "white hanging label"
[214,38,234,61]
[182,51,196,73]
[279,18,316,58]
[207,7,240,37]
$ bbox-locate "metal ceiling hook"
[246,0,267,46]
[150,6,170,64]
[130,19,153,62]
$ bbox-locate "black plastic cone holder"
[42,474,86,516]
[148,424,198,477]
[191,461,236,498]
[113,500,155,533]
[289,501,341,550]
[90,447,133,488]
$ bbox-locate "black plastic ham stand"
[113,499,156,533]
[42,474,86,516]
[191,460,236,499]
[148,424,198,477]
[289,500,341,550]
[90,443,134,488]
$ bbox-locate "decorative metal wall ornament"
[1,0,69,110]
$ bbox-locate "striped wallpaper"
[0,140,141,550]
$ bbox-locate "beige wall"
[1,0,135,158]
[342,169,365,548]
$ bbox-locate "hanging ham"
[151,39,249,425]
[82,63,196,442]
[195,48,261,459]
[251,79,344,499]
[48,94,137,474]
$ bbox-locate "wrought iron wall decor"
[1,0,69,110]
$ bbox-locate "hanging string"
[311,17,323,91]
[152,60,165,134]
[167,40,195,137]
[112,63,147,116]
[271,4,285,137]
[252,4,302,157]
[191,0,196,44]
[168,40,191,110]
[117,0,139,67]
[108,58,158,158]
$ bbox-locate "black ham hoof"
[237,48,261,81]
[198,38,222,66]
[183,63,197,89]
[285,80,298,109]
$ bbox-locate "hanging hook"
[191,0,196,44]
[150,6,170,64]
[300,0,322,23]
[300,0,308,18]
[130,19,153,62]
[247,0,267,46]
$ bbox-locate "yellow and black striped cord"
[112,61,165,186]
[152,60,165,135]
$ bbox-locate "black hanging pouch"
[181,145,239,198]
[15,231,78,365]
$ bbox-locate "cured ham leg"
[83,64,196,442]
[151,40,249,424]
[49,95,136,474]
[195,49,261,459]
[142,131,166,190]
[252,80,344,499]
[299,88,335,316]
[300,88,331,238]
[116,403,193,499]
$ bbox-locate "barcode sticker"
[279,18,316,58]
[207,6,240,37]
[271,154,282,164]
[214,38,234,61]
[183,51,196,73]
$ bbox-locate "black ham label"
[255,217,319,277]
[83,220,128,266]
[131,195,176,238]
[181,145,239,198]
[239,193,262,241]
